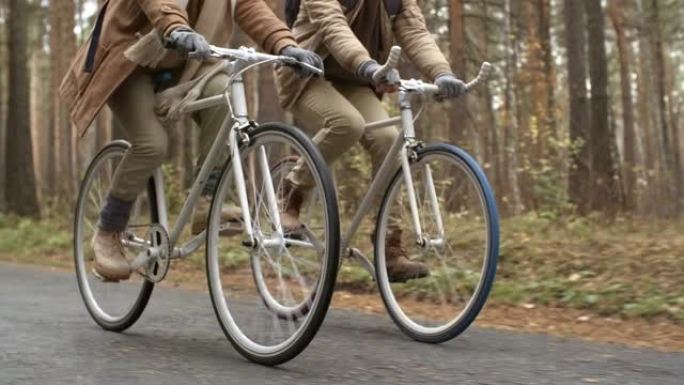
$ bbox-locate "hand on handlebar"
[280,46,324,78]
[165,27,211,60]
[358,60,400,93]
[434,73,467,100]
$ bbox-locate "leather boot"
[191,196,243,236]
[92,229,131,281]
[384,229,430,283]
[279,179,307,236]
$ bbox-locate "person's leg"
[288,77,366,188]
[335,83,429,283]
[194,72,230,195]
[282,77,366,231]
[94,68,169,280]
[108,70,170,204]
[334,83,398,177]
[189,72,241,235]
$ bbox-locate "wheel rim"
[74,147,153,325]
[207,131,332,356]
[377,151,493,336]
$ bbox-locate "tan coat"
[275,0,453,109]
[60,0,296,136]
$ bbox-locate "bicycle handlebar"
[374,45,493,97]
[188,45,324,76]
[372,45,402,84]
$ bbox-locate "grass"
[331,213,684,322]
[0,215,71,258]
[0,212,682,322]
[493,213,684,321]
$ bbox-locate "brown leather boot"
[92,229,131,282]
[384,229,430,283]
[191,196,243,236]
[279,179,307,236]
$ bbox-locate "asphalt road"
[1,262,682,385]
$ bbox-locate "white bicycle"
[73,46,340,365]
[279,46,499,343]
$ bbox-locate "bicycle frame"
[339,88,446,277]
[338,52,492,277]
[124,59,284,271]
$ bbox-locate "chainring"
[143,224,171,283]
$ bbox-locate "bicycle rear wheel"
[73,141,156,332]
[374,144,499,343]
[206,123,339,365]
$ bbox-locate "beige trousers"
[289,77,399,188]
[107,68,229,201]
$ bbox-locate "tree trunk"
[478,0,502,201]
[564,0,590,214]
[634,0,659,214]
[50,0,77,201]
[449,0,471,150]
[6,0,40,216]
[608,0,639,211]
[585,0,620,213]
[503,0,523,214]
[0,7,7,211]
[648,0,678,215]
[664,53,683,214]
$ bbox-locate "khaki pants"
[289,77,399,188]
[108,68,229,201]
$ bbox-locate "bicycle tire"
[205,122,340,365]
[374,143,499,343]
[73,141,156,332]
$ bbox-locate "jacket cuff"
[271,37,298,55]
[434,72,454,81]
[351,55,373,76]
[428,64,454,82]
[156,4,190,38]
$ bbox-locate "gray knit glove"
[357,60,399,86]
[280,46,324,77]
[165,27,211,60]
[434,73,467,98]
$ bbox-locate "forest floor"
[1,213,682,351]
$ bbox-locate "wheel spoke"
[74,145,153,332]
[375,149,497,342]
[204,126,338,363]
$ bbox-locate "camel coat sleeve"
[393,0,452,80]
[234,0,297,54]
[136,0,190,37]
[301,0,372,73]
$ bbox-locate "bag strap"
[84,1,109,72]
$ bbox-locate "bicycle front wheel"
[206,123,340,365]
[375,144,499,343]
[73,141,157,332]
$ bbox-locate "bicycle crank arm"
[129,249,155,270]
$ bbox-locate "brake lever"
[281,57,324,77]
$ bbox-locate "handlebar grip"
[372,45,402,84]
[464,62,493,91]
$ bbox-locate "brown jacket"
[275,0,452,109]
[60,0,296,136]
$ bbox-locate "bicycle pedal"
[91,269,120,283]
[283,231,305,241]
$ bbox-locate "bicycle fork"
[400,146,446,250]
[232,128,286,249]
